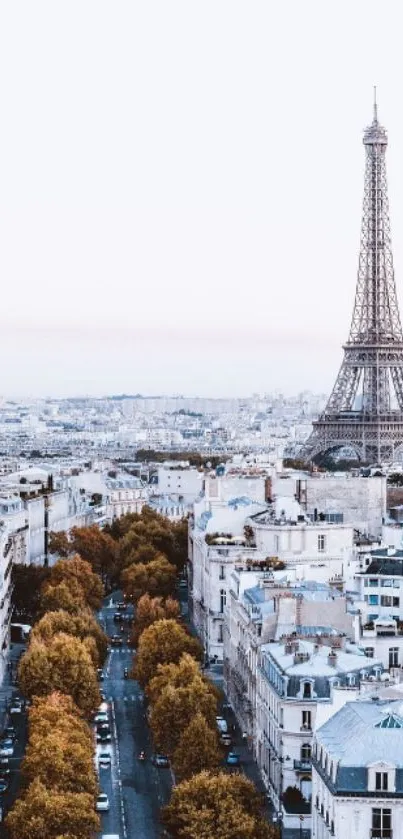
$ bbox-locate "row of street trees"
[6,555,106,838]
[113,509,277,838]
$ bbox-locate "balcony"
[371,832,392,839]
[300,725,312,732]
[294,758,312,772]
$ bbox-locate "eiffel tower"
[306,92,403,463]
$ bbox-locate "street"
[97,596,172,839]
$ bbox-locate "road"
[97,596,172,839]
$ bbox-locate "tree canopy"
[31,610,107,665]
[134,619,203,688]
[163,771,278,839]
[5,779,100,839]
[121,555,177,603]
[131,593,180,646]
[150,676,218,755]
[172,712,222,780]
[18,633,100,716]
[46,555,103,610]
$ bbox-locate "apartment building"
[312,700,403,839]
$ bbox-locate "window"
[372,808,392,838]
[369,579,379,587]
[302,710,312,730]
[364,647,374,658]
[318,534,326,552]
[219,589,226,613]
[381,595,392,607]
[376,772,389,791]
[393,597,400,607]
[219,564,225,580]
[302,681,312,699]
[301,743,311,761]
[389,648,399,667]
[217,623,223,643]
[369,595,379,605]
[257,623,262,637]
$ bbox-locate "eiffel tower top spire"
[364,87,387,146]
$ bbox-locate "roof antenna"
[373,85,378,122]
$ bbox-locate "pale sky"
[1,1,403,398]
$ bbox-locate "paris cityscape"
[3,4,403,839]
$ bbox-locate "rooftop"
[316,700,403,768]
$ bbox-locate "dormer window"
[303,681,312,699]
[368,762,396,793]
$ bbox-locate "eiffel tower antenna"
[304,92,403,464]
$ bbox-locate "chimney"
[284,642,293,655]
[328,649,338,668]
[387,546,396,556]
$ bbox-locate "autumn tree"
[22,729,97,795]
[48,531,70,558]
[47,555,103,610]
[146,652,215,705]
[32,610,108,665]
[172,712,221,780]
[18,633,100,716]
[150,676,218,755]
[39,580,86,616]
[28,693,92,745]
[134,619,203,688]
[162,771,278,839]
[5,779,100,839]
[121,555,177,602]
[131,593,180,646]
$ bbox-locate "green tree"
[5,779,100,839]
[162,771,278,839]
[150,677,217,755]
[134,619,203,688]
[172,712,221,780]
[121,555,177,602]
[18,633,100,716]
[11,565,51,621]
[131,593,180,646]
[32,610,108,665]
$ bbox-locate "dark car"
[0,759,10,777]
[110,636,123,647]
[96,729,112,743]
[151,754,170,768]
[226,752,241,767]
[113,613,122,623]
[97,668,105,681]
[3,727,16,741]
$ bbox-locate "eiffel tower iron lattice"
[306,92,403,463]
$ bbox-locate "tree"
[162,771,278,839]
[11,565,51,621]
[134,619,203,688]
[18,633,100,716]
[5,779,100,839]
[172,713,221,780]
[70,526,119,580]
[39,580,86,616]
[48,531,70,557]
[47,555,103,610]
[147,652,216,705]
[131,593,180,646]
[150,678,217,756]
[32,610,108,666]
[22,729,97,795]
[121,555,177,602]
[28,693,92,745]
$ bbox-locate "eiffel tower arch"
[305,92,403,464]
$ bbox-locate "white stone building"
[312,700,403,839]
[256,639,381,833]
[105,477,149,520]
[0,495,29,681]
[157,463,203,502]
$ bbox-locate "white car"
[98,752,112,769]
[216,716,228,734]
[96,793,110,812]
[94,712,108,725]
[0,740,14,757]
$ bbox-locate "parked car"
[96,727,112,744]
[97,669,105,681]
[0,777,9,794]
[113,613,122,623]
[96,793,110,812]
[151,754,170,768]
[94,712,108,725]
[10,700,23,715]
[98,752,112,769]
[216,716,228,734]
[0,740,14,757]
[3,727,16,741]
[226,752,241,767]
[220,733,232,748]
[0,758,10,776]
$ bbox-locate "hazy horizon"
[1,2,403,398]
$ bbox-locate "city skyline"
[2,2,403,397]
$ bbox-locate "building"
[312,700,403,839]
[354,547,403,625]
[224,569,355,742]
[105,476,148,520]
[256,638,381,833]
[157,463,203,502]
[0,496,29,681]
